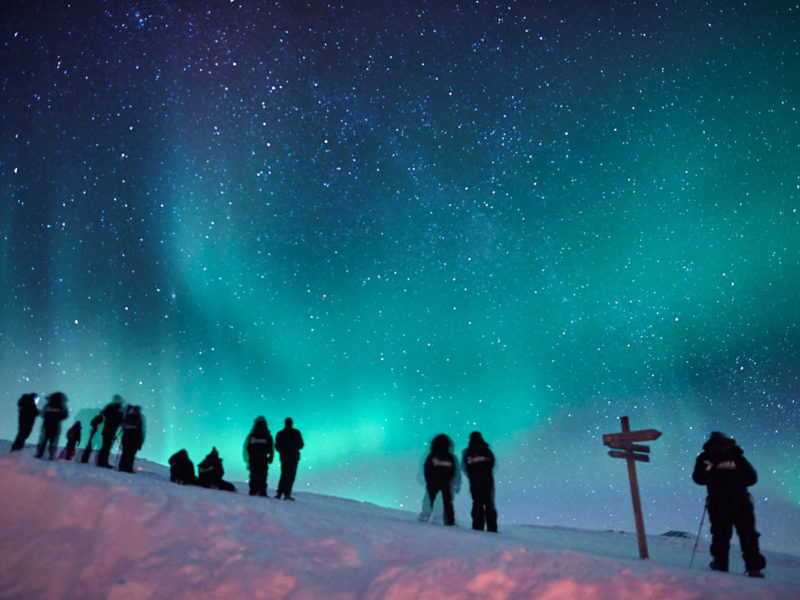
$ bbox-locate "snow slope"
[1,441,797,600]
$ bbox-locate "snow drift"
[0,441,798,600]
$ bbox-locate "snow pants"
[249,458,269,496]
[277,459,298,498]
[708,495,766,572]
[427,484,455,526]
[96,434,116,468]
[469,480,497,532]
[11,417,36,451]
[118,441,138,473]
[35,425,61,460]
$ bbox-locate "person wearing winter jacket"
[692,431,766,577]
[462,431,498,532]
[118,405,145,473]
[11,393,39,452]
[275,418,304,500]
[96,395,125,468]
[63,421,82,460]
[423,433,458,526]
[198,447,236,492]
[35,392,69,460]
[169,449,199,485]
[244,416,274,497]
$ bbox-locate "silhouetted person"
[198,447,236,492]
[81,414,104,463]
[35,392,69,460]
[11,393,39,451]
[118,405,145,473]
[692,431,766,578]
[275,417,304,500]
[63,421,82,460]
[244,416,274,497]
[96,395,124,468]
[423,433,457,526]
[169,449,199,485]
[463,432,497,532]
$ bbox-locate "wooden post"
[621,416,649,559]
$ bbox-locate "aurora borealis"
[2,1,799,551]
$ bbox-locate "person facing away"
[118,405,145,473]
[35,392,69,460]
[169,449,199,485]
[275,417,304,500]
[11,393,39,451]
[243,416,274,497]
[463,431,498,532]
[80,413,104,464]
[96,395,125,468]
[198,447,236,492]
[63,421,82,460]
[423,433,457,526]
[692,431,766,578]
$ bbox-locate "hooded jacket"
[462,433,495,487]
[692,432,757,503]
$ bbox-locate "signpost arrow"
[608,450,650,462]
[606,443,651,453]
[602,429,661,446]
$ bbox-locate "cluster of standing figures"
[11,391,306,501]
[10,393,768,575]
[11,392,145,473]
[420,432,498,532]
[168,416,305,501]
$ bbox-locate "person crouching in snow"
[63,421,82,460]
[169,449,199,485]
[35,392,69,460]
[692,431,766,578]
[422,433,458,526]
[198,447,236,492]
[244,416,274,497]
[463,431,498,532]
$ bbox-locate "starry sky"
[2,1,799,551]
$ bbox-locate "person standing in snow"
[275,417,304,500]
[81,413,104,463]
[462,431,498,532]
[422,433,458,526]
[692,431,766,578]
[11,393,39,452]
[35,392,69,460]
[118,405,145,473]
[63,421,82,460]
[244,416,274,497]
[198,447,236,492]
[96,394,125,468]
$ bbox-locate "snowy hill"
[1,442,798,600]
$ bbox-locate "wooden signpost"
[602,416,662,559]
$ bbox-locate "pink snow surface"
[1,446,798,600]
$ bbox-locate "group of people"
[411,428,766,578]
[10,392,766,577]
[420,432,498,533]
[11,392,145,473]
[168,416,305,501]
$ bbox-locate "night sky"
[2,1,799,551]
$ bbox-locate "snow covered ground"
[1,440,798,600]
